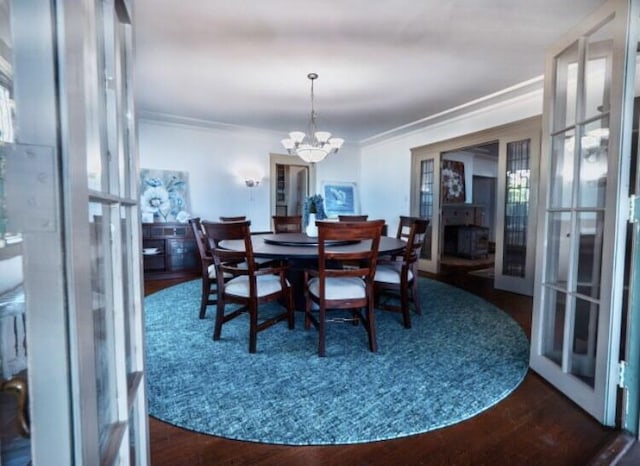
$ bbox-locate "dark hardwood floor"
[144,272,619,466]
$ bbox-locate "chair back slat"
[219,216,247,222]
[272,215,302,233]
[338,214,368,222]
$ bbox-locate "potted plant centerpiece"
[303,194,326,237]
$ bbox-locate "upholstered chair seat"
[374,263,414,284]
[308,277,366,300]
[207,264,233,280]
[225,275,288,298]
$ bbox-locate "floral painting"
[441,160,466,203]
[140,169,191,223]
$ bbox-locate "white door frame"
[269,153,313,218]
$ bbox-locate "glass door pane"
[502,140,530,279]
[419,158,434,260]
[89,205,119,453]
[0,2,30,463]
[494,121,540,296]
[412,150,440,274]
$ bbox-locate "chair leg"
[249,300,258,354]
[199,277,209,319]
[318,305,326,357]
[366,302,377,353]
[412,275,422,315]
[213,297,225,341]
[304,289,311,330]
[401,283,412,329]
[287,286,295,330]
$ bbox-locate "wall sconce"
[245,179,260,188]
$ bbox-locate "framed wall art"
[441,160,466,203]
[139,168,191,223]
[322,181,359,218]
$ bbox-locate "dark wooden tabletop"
[219,233,406,259]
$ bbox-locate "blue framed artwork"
[322,181,359,218]
[140,168,191,223]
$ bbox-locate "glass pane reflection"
[89,204,117,453]
[0,2,30,464]
[419,159,433,260]
[121,206,133,374]
[542,287,565,366]
[584,18,613,120]
[570,297,598,388]
[550,130,575,208]
[578,118,609,208]
[545,212,572,289]
[553,41,579,132]
[576,211,604,300]
[503,139,531,277]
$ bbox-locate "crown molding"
[137,111,284,138]
[359,76,544,147]
[139,75,543,150]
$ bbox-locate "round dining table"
[219,232,406,310]
[219,232,406,259]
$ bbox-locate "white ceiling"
[133,0,605,143]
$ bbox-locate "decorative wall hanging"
[322,181,359,218]
[140,169,191,223]
[441,160,466,203]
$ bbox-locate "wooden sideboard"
[441,203,485,227]
[441,203,488,259]
[142,222,199,280]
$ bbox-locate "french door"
[494,123,541,296]
[1,0,148,464]
[530,0,638,424]
[411,119,538,286]
[411,151,441,274]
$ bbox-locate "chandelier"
[281,73,344,163]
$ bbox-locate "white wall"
[138,85,541,234]
[359,89,543,234]
[138,118,359,231]
[473,156,499,178]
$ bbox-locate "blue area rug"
[145,278,529,445]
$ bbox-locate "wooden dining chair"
[189,217,218,319]
[220,216,246,222]
[303,219,385,356]
[374,216,429,328]
[338,214,368,221]
[203,220,294,353]
[272,215,302,233]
